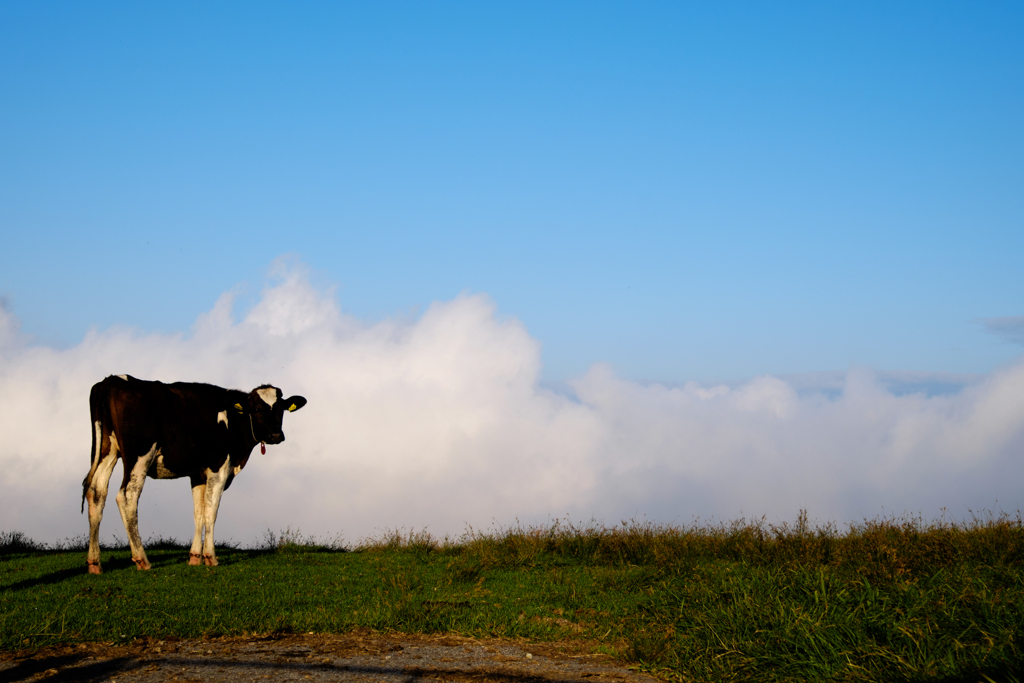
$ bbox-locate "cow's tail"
[81,381,110,514]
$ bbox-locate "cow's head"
[233,385,307,445]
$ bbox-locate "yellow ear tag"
[234,403,244,413]
[288,403,298,412]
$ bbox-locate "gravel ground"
[0,631,663,683]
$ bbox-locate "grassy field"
[2,513,1022,682]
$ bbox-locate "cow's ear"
[285,396,307,412]
[233,402,245,414]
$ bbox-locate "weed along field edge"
[2,515,1023,682]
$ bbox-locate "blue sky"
[2,1,1022,384]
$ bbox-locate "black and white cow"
[81,375,306,574]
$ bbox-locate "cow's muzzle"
[265,433,285,445]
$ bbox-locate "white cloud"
[1,261,1023,548]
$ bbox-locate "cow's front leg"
[114,484,150,570]
[115,444,157,570]
[201,458,231,566]
[189,480,206,566]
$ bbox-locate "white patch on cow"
[116,374,128,380]
[93,420,103,459]
[128,444,159,493]
[84,421,104,484]
[202,458,232,486]
[256,387,278,407]
[217,410,229,427]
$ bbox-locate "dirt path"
[0,631,663,683]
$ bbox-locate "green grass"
[2,513,1023,682]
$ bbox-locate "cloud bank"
[2,262,1023,546]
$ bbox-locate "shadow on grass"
[1,548,286,592]
[0,568,86,593]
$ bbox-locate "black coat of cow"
[81,375,306,574]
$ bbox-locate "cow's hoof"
[133,558,151,571]
[188,553,203,566]
[87,562,102,575]
[203,555,218,567]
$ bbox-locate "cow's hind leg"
[189,480,206,565]
[84,427,119,574]
[115,443,157,570]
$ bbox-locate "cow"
[81,374,307,574]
